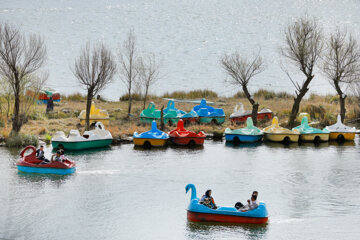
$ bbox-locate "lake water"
[1,0,360,99]
[1,138,360,239]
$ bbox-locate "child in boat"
[235,191,259,211]
[200,190,217,209]
[51,151,62,162]
[36,145,49,163]
[59,148,65,160]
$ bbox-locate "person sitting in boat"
[200,190,217,209]
[59,148,65,160]
[36,145,49,163]
[235,191,259,211]
[51,151,63,162]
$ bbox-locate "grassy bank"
[0,89,359,144]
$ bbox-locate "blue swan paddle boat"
[192,99,225,125]
[185,184,269,224]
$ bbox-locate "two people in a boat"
[36,145,66,164]
[200,189,217,209]
[235,191,259,212]
[199,189,259,211]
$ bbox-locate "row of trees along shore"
[1,16,360,134]
[222,17,360,128]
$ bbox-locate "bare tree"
[322,28,360,122]
[221,51,265,126]
[281,17,323,128]
[119,30,138,117]
[137,53,160,109]
[73,43,117,130]
[0,23,47,133]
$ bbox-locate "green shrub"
[233,91,246,98]
[6,133,38,147]
[27,111,48,121]
[0,118,5,128]
[254,89,276,100]
[119,93,143,101]
[44,134,52,144]
[63,93,86,102]
[276,92,293,99]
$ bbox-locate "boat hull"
[170,137,205,146]
[225,134,263,143]
[299,133,329,142]
[264,133,299,143]
[17,165,75,175]
[329,132,355,141]
[133,138,167,147]
[52,139,112,150]
[230,112,272,124]
[187,211,268,224]
[199,116,225,124]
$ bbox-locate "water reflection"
[264,142,299,149]
[17,171,72,188]
[186,221,268,240]
[225,141,262,149]
[298,142,329,148]
[328,141,356,147]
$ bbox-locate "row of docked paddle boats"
[140,99,272,125]
[134,114,358,148]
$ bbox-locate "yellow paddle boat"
[263,117,300,143]
[78,102,110,126]
[325,115,357,141]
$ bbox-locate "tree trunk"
[143,87,149,110]
[242,85,258,126]
[339,95,346,122]
[251,103,259,126]
[85,89,93,131]
[288,97,302,128]
[160,106,165,131]
[127,91,132,118]
[288,76,313,128]
[334,81,346,122]
[11,77,21,133]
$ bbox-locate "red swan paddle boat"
[16,146,76,175]
[168,119,206,146]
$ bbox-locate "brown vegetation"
[1,89,358,142]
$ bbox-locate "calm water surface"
[1,0,360,98]
[1,139,360,239]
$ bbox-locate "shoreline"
[0,90,359,146]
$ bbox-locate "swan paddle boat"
[185,184,268,224]
[133,120,169,147]
[325,115,357,141]
[263,117,300,143]
[225,117,263,143]
[16,146,76,175]
[168,119,206,146]
[230,103,272,124]
[78,102,110,126]
[52,122,113,150]
[192,99,225,125]
[292,117,329,142]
